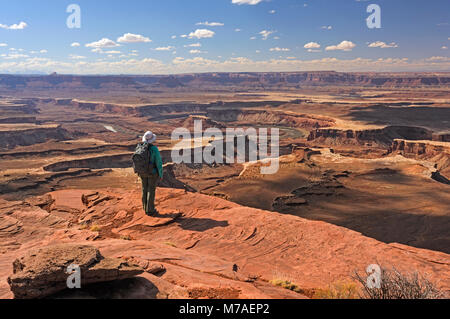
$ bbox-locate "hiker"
[132,131,163,216]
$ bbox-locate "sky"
[0,0,449,74]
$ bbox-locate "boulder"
[7,244,143,299]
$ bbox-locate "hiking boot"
[146,209,159,217]
[152,209,160,216]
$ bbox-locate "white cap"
[142,131,157,143]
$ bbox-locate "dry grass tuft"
[90,225,101,232]
[269,279,304,294]
[313,281,360,299]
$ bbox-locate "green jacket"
[148,144,163,178]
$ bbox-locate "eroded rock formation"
[7,244,143,299]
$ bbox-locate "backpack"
[132,143,154,177]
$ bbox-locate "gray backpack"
[132,143,154,177]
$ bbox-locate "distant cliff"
[307,126,433,147]
[0,72,448,91]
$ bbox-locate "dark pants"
[141,175,159,214]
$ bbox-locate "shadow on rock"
[175,217,229,232]
[47,277,160,299]
[151,212,229,232]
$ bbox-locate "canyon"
[0,72,449,299]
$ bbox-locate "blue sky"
[0,0,449,74]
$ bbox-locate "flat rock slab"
[115,210,183,233]
[7,244,143,299]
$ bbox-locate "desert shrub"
[314,281,360,299]
[354,266,443,299]
[269,279,303,294]
[90,225,101,232]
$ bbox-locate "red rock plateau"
[0,72,449,299]
[0,188,449,299]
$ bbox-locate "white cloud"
[232,0,263,5]
[196,22,224,27]
[86,38,120,48]
[304,42,321,52]
[154,46,175,51]
[235,29,241,32]
[188,29,215,39]
[259,30,274,40]
[71,42,81,47]
[325,40,356,51]
[1,53,29,60]
[368,41,398,48]
[270,47,290,52]
[0,43,7,47]
[269,10,276,14]
[90,48,121,55]
[28,49,47,54]
[304,42,321,49]
[426,56,450,62]
[0,55,449,74]
[69,54,86,60]
[442,46,448,50]
[189,49,207,54]
[117,33,151,43]
[184,43,202,47]
[0,21,27,30]
[321,26,332,30]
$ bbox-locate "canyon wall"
[390,139,450,182]
[0,125,72,149]
[0,72,448,91]
[307,126,433,147]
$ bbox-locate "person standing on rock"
[132,131,163,216]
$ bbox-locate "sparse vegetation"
[164,241,177,248]
[269,279,303,294]
[90,225,101,232]
[313,281,360,299]
[354,266,444,299]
